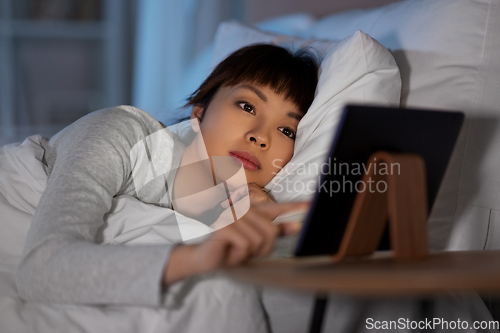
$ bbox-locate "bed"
[1,0,500,332]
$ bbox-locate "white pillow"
[211,21,337,69]
[210,21,401,203]
[300,0,500,251]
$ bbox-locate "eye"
[279,127,297,140]
[237,101,255,114]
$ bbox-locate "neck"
[171,133,224,221]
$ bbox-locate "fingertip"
[298,200,312,208]
[282,221,302,235]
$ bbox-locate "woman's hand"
[221,183,273,209]
[163,201,308,285]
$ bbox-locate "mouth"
[229,151,261,171]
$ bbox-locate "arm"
[16,106,174,306]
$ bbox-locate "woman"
[15,44,319,308]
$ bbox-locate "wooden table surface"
[223,250,500,297]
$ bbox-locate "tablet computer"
[292,105,464,257]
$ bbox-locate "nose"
[246,129,269,149]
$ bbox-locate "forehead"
[219,83,304,123]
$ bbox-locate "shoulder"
[49,105,165,149]
[81,105,164,136]
[43,106,171,174]
[104,105,166,130]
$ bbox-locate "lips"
[229,151,261,171]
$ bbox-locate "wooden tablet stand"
[334,151,428,261]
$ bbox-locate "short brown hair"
[186,44,319,115]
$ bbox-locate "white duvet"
[0,136,496,333]
[0,136,268,333]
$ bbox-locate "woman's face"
[191,82,303,188]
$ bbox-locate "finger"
[221,185,248,208]
[231,218,265,256]
[232,184,249,198]
[237,208,280,257]
[247,182,263,190]
[220,190,241,209]
[211,226,252,266]
[251,202,309,254]
[278,221,303,236]
[248,191,269,205]
[249,186,271,205]
[221,197,231,209]
[248,183,268,195]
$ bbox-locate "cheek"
[198,121,228,154]
[269,143,295,171]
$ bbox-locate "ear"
[190,105,204,132]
